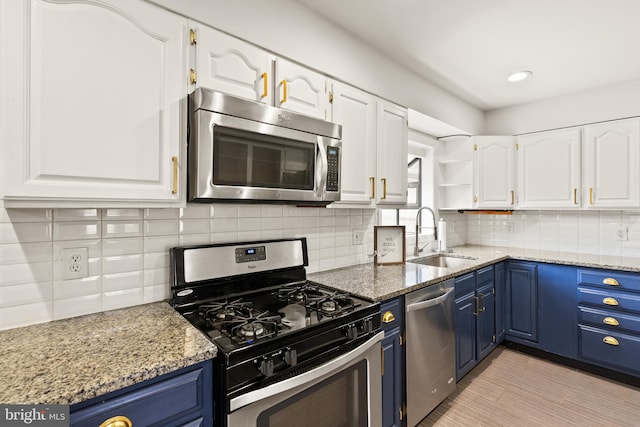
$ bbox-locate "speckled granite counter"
[0,302,217,405]
[308,245,640,301]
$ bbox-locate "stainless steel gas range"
[171,238,382,427]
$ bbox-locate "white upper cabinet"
[274,58,330,120]
[1,0,187,206]
[331,82,377,206]
[474,136,515,209]
[330,81,408,207]
[376,100,408,205]
[516,128,581,209]
[583,118,640,209]
[191,24,272,104]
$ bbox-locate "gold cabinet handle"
[171,156,178,194]
[99,416,132,427]
[189,28,196,45]
[261,72,268,98]
[603,297,619,306]
[381,178,387,199]
[603,336,620,346]
[189,68,196,85]
[382,311,396,323]
[603,278,619,286]
[603,317,620,326]
[280,79,287,104]
[574,188,578,205]
[511,190,515,205]
[369,177,375,199]
[589,187,594,204]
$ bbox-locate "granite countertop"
[308,244,640,301]
[0,302,217,405]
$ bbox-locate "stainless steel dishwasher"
[405,279,456,426]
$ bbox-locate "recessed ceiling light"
[507,70,533,82]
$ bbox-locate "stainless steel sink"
[408,254,478,268]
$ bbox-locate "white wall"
[150,0,484,134]
[485,79,640,135]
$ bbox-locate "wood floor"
[418,346,640,427]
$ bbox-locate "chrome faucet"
[414,207,438,256]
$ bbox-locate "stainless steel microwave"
[188,88,342,205]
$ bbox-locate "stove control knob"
[257,357,274,377]
[346,324,358,340]
[363,318,373,333]
[283,348,298,366]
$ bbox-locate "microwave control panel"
[326,147,340,192]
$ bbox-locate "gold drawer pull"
[603,336,620,346]
[603,278,619,286]
[382,311,396,323]
[603,297,619,306]
[603,317,620,326]
[100,416,132,427]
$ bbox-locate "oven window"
[213,126,315,190]
[257,360,368,427]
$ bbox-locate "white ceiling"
[295,0,640,111]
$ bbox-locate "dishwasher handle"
[406,287,454,312]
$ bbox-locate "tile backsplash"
[0,205,376,330]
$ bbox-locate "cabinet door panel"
[195,25,271,104]
[506,262,538,341]
[275,58,328,120]
[476,282,496,360]
[455,292,477,380]
[584,118,640,208]
[475,136,515,209]
[538,263,577,358]
[376,101,408,205]
[516,128,581,209]
[3,0,186,203]
[331,82,376,205]
[495,262,506,342]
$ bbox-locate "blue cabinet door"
[495,262,506,343]
[476,281,496,361]
[539,263,577,358]
[380,298,404,427]
[454,272,477,380]
[506,261,538,342]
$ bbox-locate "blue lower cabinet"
[538,263,577,358]
[70,360,213,427]
[579,325,640,376]
[455,266,496,381]
[495,262,506,343]
[380,297,404,427]
[506,261,538,342]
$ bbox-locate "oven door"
[190,109,339,203]
[228,331,383,427]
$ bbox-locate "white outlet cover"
[62,247,89,280]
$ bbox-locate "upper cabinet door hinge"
[329,91,333,104]
[493,334,496,342]
[516,143,519,150]
[189,28,197,45]
[473,143,477,151]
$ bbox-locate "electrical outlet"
[62,247,89,280]
[352,228,363,245]
[616,226,628,241]
[505,221,514,234]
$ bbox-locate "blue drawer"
[381,297,403,332]
[578,325,640,375]
[578,306,640,335]
[454,272,475,298]
[577,287,640,315]
[578,269,640,293]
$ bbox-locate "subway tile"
[237,205,262,218]
[0,282,53,308]
[144,267,170,287]
[144,219,179,236]
[102,271,144,292]
[0,209,52,223]
[102,237,143,257]
[180,205,211,219]
[102,220,143,238]
[211,218,237,232]
[144,252,170,270]
[210,232,238,244]
[103,287,144,311]
[0,242,52,265]
[180,218,210,234]
[102,254,143,275]
[261,205,283,218]
[261,217,283,230]
[238,218,262,231]
[349,216,363,226]
[54,221,100,241]
[144,235,179,253]
[0,301,53,330]
[282,206,302,217]
[237,231,262,241]
[211,204,238,218]
[261,229,283,239]
[53,294,101,320]
[102,208,142,220]
[300,217,319,228]
[301,209,320,217]
[54,276,101,299]
[54,209,100,221]
[144,284,170,303]
[144,208,180,219]
[0,262,52,287]
[0,223,52,244]
[179,234,210,246]
[319,216,335,227]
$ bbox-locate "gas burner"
[239,322,265,338]
[278,282,326,305]
[321,300,337,312]
[199,299,253,321]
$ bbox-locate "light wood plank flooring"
[418,346,640,427]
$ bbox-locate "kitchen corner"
[0,302,216,405]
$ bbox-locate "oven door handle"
[229,331,384,412]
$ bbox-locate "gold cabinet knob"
[602,336,620,346]
[603,278,619,286]
[382,311,396,323]
[603,317,620,326]
[602,297,619,306]
[99,416,132,427]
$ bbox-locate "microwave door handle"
[316,138,328,199]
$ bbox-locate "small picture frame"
[374,226,406,266]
